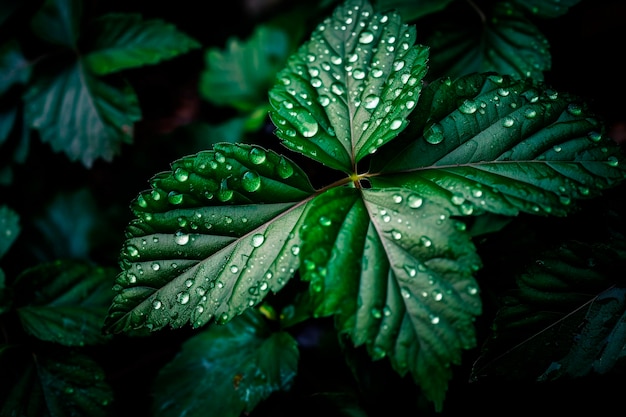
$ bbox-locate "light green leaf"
[14,260,116,346]
[201,25,292,112]
[513,0,582,18]
[153,308,298,417]
[426,2,550,81]
[0,40,31,95]
[104,143,316,334]
[0,346,113,417]
[371,73,626,217]
[0,205,19,259]
[269,0,429,173]
[300,186,481,410]
[30,0,81,48]
[23,61,141,167]
[84,13,201,76]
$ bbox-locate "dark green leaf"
[0,205,19,259]
[0,40,31,95]
[30,0,81,48]
[300,186,481,410]
[153,308,298,417]
[539,287,626,380]
[105,143,316,334]
[14,260,116,346]
[23,62,141,167]
[0,346,113,417]
[371,73,626,217]
[471,239,626,381]
[84,13,201,76]
[269,0,429,173]
[426,2,550,81]
[374,0,454,21]
[513,0,582,18]
[201,25,292,112]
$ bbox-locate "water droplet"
[242,170,261,192]
[607,156,619,167]
[277,157,294,179]
[177,292,190,305]
[127,273,137,284]
[502,117,515,127]
[296,112,319,137]
[391,230,402,240]
[371,308,382,319]
[424,123,444,144]
[249,148,267,164]
[587,131,602,142]
[174,167,189,182]
[152,300,162,309]
[407,194,422,208]
[392,194,403,203]
[251,234,265,247]
[524,108,537,119]
[319,216,332,226]
[390,119,402,130]
[151,262,160,271]
[459,99,478,114]
[174,231,190,245]
[291,245,300,255]
[125,245,139,258]
[430,315,440,324]
[364,95,380,109]
[359,31,374,44]
[185,279,194,288]
[419,236,432,247]
[400,287,411,298]
[230,265,239,273]
[168,191,183,205]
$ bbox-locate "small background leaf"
[0,205,20,259]
[84,13,201,76]
[425,2,551,81]
[153,308,298,417]
[13,260,116,346]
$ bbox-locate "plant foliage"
[1,0,625,415]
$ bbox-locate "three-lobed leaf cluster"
[104,0,625,413]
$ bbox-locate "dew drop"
[502,117,515,127]
[319,216,332,226]
[168,191,183,205]
[424,123,444,144]
[151,262,160,271]
[277,157,294,179]
[152,300,162,310]
[177,292,190,305]
[174,167,189,182]
[249,148,267,164]
[359,31,374,44]
[251,234,265,247]
[364,95,380,109]
[242,171,261,192]
[174,231,190,245]
[230,265,239,273]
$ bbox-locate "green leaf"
[104,143,316,334]
[299,186,481,410]
[153,308,298,417]
[23,62,141,167]
[30,0,81,48]
[13,260,116,346]
[539,287,626,380]
[200,25,292,112]
[374,0,455,21]
[513,0,582,18]
[84,13,201,76]
[0,346,114,417]
[426,2,550,81]
[0,40,31,95]
[371,73,626,217]
[0,205,19,259]
[471,239,626,381]
[268,0,429,173]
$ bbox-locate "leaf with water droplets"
[513,0,582,18]
[268,0,429,173]
[372,72,626,217]
[425,2,551,81]
[104,143,315,333]
[299,186,481,410]
[84,13,201,75]
[13,260,115,346]
[153,308,298,417]
[0,205,20,259]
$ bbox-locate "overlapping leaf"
[13,260,116,346]
[104,143,316,333]
[371,72,626,217]
[269,0,429,173]
[426,2,550,81]
[153,308,298,417]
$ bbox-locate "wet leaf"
[153,308,298,417]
